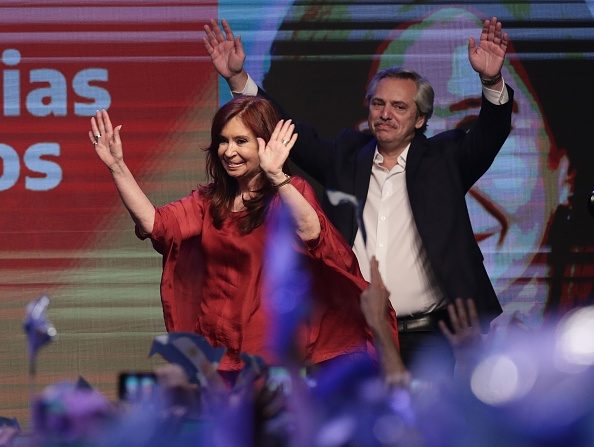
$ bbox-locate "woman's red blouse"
[142,176,384,371]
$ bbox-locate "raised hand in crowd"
[360,257,411,388]
[203,19,247,91]
[438,298,483,379]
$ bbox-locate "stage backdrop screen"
[1,0,593,425]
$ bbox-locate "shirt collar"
[373,143,411,169]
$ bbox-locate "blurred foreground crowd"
[3,303,594,447]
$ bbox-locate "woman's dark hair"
[203,96,283,233]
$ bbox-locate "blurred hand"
[438,298,483,372]
[360,257,391,331]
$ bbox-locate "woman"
[89,96,388,372]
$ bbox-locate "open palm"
[258,120,297,179]
[468,17,508,78]
[204,19,245,80]
[89,109,123,169]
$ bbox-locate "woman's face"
[217,115,262,187]
[374,8,569,306]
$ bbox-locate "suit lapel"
[355,139,376,205]
[405,134,428,192]
[348,139,376,245]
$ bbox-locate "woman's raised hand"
[89,109,123,170]
[258,119,298,185]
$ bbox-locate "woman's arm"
[89,109,155,235]
[258,120,321,242]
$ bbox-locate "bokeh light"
[470,353,538,406]
[555,306,594,368]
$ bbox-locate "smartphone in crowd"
[266,366,311,395]
[117,371,158,403]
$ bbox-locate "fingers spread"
[88,130,97,146]
[480,19,489,41]
[113,124,123,144]
[279,119,292,136]
[90,116,100,140]
[95,110,107,137]
[438,320,454,342]
[455,298,469,329]
[269,119,284,143]
[204,22,220,49]
[276,119,294,146]
[234,35,244,56]
[101,109,113,136]
[211,19,225,43]
[222,19,234,41]
[203,37,213,54]
[500,32,509,51]
[447,302,461,332]
[256,137,266,155]
[466,298,480,328]
[285,132,298,150]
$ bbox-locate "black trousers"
[398,315,455,381]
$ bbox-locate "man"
[368,8,572,320]
[204,17,513,372]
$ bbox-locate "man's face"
[367,77,426,153]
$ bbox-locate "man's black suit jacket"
[260,86,514,326]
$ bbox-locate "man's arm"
[473,17,509,106]
[456,17,514,190]
[203,19,248,92]
[468,17,508,93]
